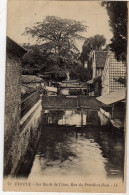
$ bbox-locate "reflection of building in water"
[45,109,102,127]
[58,110,87,127]
[45,110,65,124]
[98,130,124,179]
[86,110,100,126]
[98,110,110,126]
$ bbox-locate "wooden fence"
[21,91,40,118]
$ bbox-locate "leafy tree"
[22,43,82,81]
[70,66,91,82]
[23,16,87,77]
[101,2,127,62]
[80,34,106,64]
[22,45,46,67]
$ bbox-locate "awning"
[96,88,126,105]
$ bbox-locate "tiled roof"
[95,51,108,68]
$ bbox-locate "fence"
[21,91,40,118]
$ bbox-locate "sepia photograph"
[3,0,128,193]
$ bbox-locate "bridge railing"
[21,91,40,118]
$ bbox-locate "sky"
[7,0,113,51]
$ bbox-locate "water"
[28,108,124,180]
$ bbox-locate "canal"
[27,106,124,181]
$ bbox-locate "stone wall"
[4,37,26,175]
[11,100,42,177]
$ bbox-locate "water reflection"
[43,109,100,127]
[29,109,124,180]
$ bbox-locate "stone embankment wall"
[11,99,43,177]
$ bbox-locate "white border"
[0,0,128,195]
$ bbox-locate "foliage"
[114,77,126,86]
[80,34,106,63]
[101,2,127,62]
[22,45,46,67]
[70,66,91,82]
[23,16,87,80]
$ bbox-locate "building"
[87,51,108,96]
[91,51,108,79]
[96,52,126,129]
[87,51,126,97]
[97,88,126,129]
[101,52,126,96]
[4,37,27,175]
[59,80,87,95]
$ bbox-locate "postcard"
[3,0,128,193]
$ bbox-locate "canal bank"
[27,106,124,181]
[10,95,43,177]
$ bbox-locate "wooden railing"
[21,91,40,118]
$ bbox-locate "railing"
[21,91,40,118]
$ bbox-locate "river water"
[28,108,124,181]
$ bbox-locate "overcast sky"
[7,0,113,51]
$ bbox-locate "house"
[96,53,126,129]
[4,37,27,175]
[87,51,126,97]
[101,52,126,96]
[91,51,108,79]
[87,51,108,96]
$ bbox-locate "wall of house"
[101,55,110,96]
[4,52,22,175]
[101,52,126,97]
[4,38,43,177]
[109,53,126,92]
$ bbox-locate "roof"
[7,36,27,57]
[96,88,126,105]
[94,51,108,68]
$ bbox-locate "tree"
[23,16,87,78]
[101,2,127,62]
[80,34,106,64]
[70,65,91,82]
[22,43,82,81]
[22,45,46,67]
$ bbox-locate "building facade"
[101,52,126,96]
[91,51,108,79]
[4,37,27,175]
